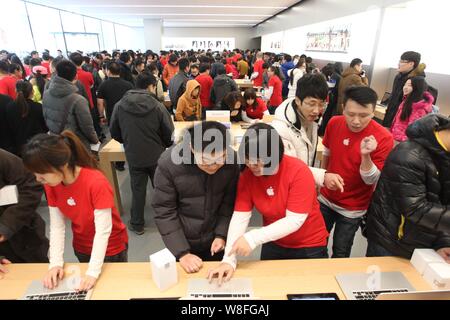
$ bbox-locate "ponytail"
[15,80,32,118]
[22,130,98,175]
[61,130,98,171]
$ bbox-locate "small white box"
[423,262,450,290]
[149,248,178,291]
[411,249,445,275]
[0,185,18,206]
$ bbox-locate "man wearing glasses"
[319,86,394,258]
[383,51,422,128]
[152,121,240,274]
[272,74,344,190]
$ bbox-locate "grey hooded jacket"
[109,89,174,168]
[42,76,98,148]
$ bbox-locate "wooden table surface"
[0,257,431,300]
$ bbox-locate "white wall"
[255,0,407,36]
[144,19,163,52]
[163,27,259,50]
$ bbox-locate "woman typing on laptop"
[208,123,329,284]
[22,131,128,292]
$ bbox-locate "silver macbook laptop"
[186,278,253,300]
[21,279,93,300]
[376,290,450,300]
[336,272,415,300]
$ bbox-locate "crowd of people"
[0,46,448,290]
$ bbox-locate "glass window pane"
[60,11,85,33]
[27,2,64,57]
[101,21,116,52]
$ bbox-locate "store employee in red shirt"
[69,53,95,109]
[195,63,214,119]
[266,66,283,114]
[251,52,264,87]
[319,86,394,258]
[208,123,329,283]
[243,88,269,120]
[23,131,128,292]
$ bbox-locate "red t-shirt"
[41,61,52,76]
[160,57,167,67]
[44,167,128,256]
[76,69,94,108]
[268,75,283,107]
[320,116,394,210]
[0,75,17,99]
[234,155,329,248]
[253,60,264,87]
[245,97,267,119]
[196,73,213,108]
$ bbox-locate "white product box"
[410,249,445,275]
[149,248,178,291]
[0,185,18,206]
[423,262,450,290]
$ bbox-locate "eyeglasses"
[302,100,327,109]
[399,60,411,64]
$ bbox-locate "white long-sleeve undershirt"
[222,210,308,269]
[48,207,113,279]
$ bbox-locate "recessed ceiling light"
[64,5,288,9]
[97,13,271,17]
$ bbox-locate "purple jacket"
[391,91,434,142]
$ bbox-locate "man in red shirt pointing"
[319,86,394,258]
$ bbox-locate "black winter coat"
[0,149,49,262]
[152,143,240,259]
[366,114,450,258]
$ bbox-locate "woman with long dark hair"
[287,58,306,98]
[391,76,434,143]
[5,80,47,155]
[22,131,128,292]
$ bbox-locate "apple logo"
[67,197,76,206]
[266,186,275,197]
[343,138,350,146]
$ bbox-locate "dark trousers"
[260,241,328,260]
[129,165,157,228]
[90,106,102,137]
[366,240,393,257]
[75,247,128,263]
[320,202,362,258]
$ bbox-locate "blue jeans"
[366,240,393,257]
[260,241,328,260]
[320,202,362,258]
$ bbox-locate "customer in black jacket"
[210,64,238,110]
[6,81,48,156]
[0,149,49,263]
[110,72,174,235]
[366,114,450,262]
[383,51,422,128]
[0,94,13,152]
[152,121,240,274]
[118,52,135,86]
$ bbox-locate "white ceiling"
[28,0,301,28]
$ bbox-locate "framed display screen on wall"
[162,37,235,51]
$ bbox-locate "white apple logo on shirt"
[343,138,350,146]
[266,187,275,196]
[67,197,76,206]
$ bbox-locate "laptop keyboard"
[353,289,409,300]
[24,291,89,300]
[189,293,251,299]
